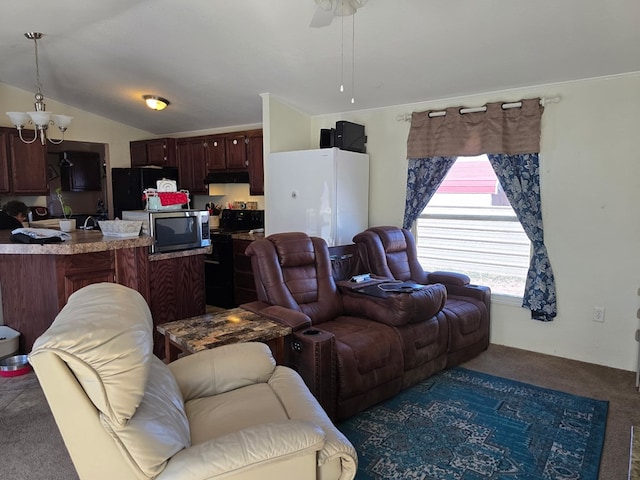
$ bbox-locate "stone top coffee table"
[157,308,292,364]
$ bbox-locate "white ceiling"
[1,0,639,135]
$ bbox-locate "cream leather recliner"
[29,283,357,480]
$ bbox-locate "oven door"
[204,234,235,308]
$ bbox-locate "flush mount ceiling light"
[143,95,170,111]
[6,32,73,145]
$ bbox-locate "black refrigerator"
[111,167,179,219]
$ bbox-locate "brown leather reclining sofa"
[241,229,490,421]
[353,226,491,367]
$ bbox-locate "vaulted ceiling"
[2,0,638,135]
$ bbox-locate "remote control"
[351,273,371,283]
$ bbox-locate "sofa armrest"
[446,283,492,314]
[428,270,470,286]
[341,284,447,326]
[160,420,325,479]
[168,343,276,401]
[290,329,337,420]
[241,302,312,331]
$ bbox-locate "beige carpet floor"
[0,344,636,479]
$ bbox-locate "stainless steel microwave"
[122,209,211,254]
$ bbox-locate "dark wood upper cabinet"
[60,151,102,192]
[246,130,264,196]
[205,135,226,171]
[130,138,176,167]
[135,128,263,195]
[4,128,48,195]
[225,134,249,171]
[0,129,10,194]
[176,137,207,194]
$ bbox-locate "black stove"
[205,209,264,308]
[215,209,264,235]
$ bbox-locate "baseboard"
[630,426,640,480]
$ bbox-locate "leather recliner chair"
[29,282,357,480]
[353,225,491,367]
[242,232,451,420]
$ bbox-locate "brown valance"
[406,98,543,158]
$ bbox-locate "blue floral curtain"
[487,153,556,321]
[403,156,456,228]
[404,98,557,321]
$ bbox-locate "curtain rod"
[396,96,561,122]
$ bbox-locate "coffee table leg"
[164,334,173,364]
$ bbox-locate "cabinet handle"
[233,139,238,145]
[213,141,218,147]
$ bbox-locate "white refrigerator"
[265,148,369,246]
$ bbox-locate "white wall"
[268,73,640,372]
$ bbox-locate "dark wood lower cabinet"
[0,247,150,353]
[233,239,258,305]
[0,246,204,358]
[148,254,206,357]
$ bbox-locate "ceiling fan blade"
[310,1,335,27]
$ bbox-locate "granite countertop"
[149,246,210,261]
[230,232,265,241]
[0,229,153,255]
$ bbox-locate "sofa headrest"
[30,283,153,426]
[270,232,316,268]
[374,227,408,253]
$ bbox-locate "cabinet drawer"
[63,251,114,274]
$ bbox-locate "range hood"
[204,171,249,185]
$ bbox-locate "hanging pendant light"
[6,33,73,145]
[340,0,345,93]
[351,12,356,104]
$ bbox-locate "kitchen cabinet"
[176,137,207,194]
[60,151,102,192]
[233,238,258,305]
[246,130,264,196]
[225,133,249,171]
[130,138,176,167]
[205,129,264,194]
[0,129,10,194]
[0,126,48,195]
[204,129,262,173]
[0,241,150,353]
[57,251,116,306]
[205,134,226,171]
[142,128,264,194]
[149,253,206,357]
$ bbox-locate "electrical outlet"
[593,306,605,323]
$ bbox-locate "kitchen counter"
[0,228,208,355]
[150,246,210,261]
[0,229,153,255]
[230,232,265,242]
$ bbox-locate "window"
[415,155,531,297]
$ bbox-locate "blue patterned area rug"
[338,367,608,480]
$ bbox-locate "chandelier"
[6,33,73,145]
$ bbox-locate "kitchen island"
[0,229,208,354]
